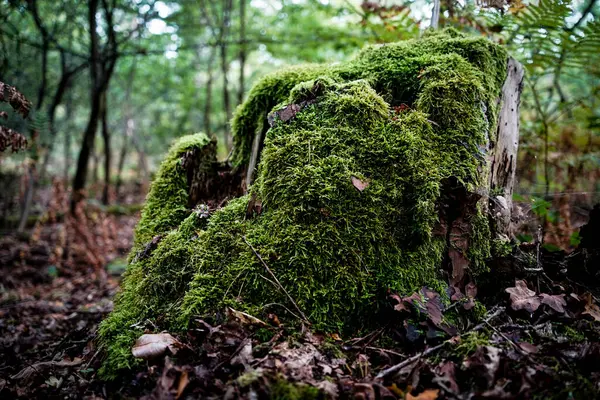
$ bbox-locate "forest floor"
[1,200,599,399]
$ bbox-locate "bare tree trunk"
[91,149,100,185]
[204,48,216,136]
[220,34,233,149]
[101,91,111,204]
[72,0,101,207]
[72,0,118,210]
[64,93,73,183]
[18,162,35,232]
[431,0,441,29]
[238,0,246,105]
[115,128,130,197]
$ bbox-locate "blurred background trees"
[0,0,598,248]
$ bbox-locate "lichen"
[99,29,509,378]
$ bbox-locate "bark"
[101,91,111,204]
[116,61,136,197]
[237,0,246,105]
[204,48,216,136]
[220,0,233,149]
[72,0,101,206]
[64,93,73,183]
[115,127,129,197]
[72,0,118,209]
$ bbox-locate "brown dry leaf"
[351,176,370,192]
[433,361,459,393]
[407,388,440,400]
[423,289,443,327]
[131,333,182,360]
[268,103,301,126]
[463,346,501,388]
[518,342,539,354]
[508,0,526,15]
[505,280,540,313]
[176,370,189,399]
[227,307,268,327]
[540,293,567,313]
[581,293,600,322]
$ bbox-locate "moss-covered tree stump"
[98,29,523,378]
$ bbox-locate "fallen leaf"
[518,342,539,354]
[132,333,182,360]
[407,388,440,400]
[227,307,268,327]
[463,346,501,388]
[581,293,600,322]
[433,361,459,393]
[176,370,189,399]
[506,280,540,313]
[268,103,301,126]
[351,176,370,192]
[540,293,566,313]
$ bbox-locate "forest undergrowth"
[0,181,599,399]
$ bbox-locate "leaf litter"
[1,198,600,398]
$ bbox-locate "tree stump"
[98,30,525,378]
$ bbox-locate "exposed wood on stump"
[489,58,525,238]
[181,139,245,209]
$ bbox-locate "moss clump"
[492,237,513,258]
[132,133,215,252]
[231,28,506,169]
[268,378,321,400]
[99,29,509,378]
[98,134,214,378]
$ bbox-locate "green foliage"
[100,30,508,378]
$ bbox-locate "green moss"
[132,133,215,252]
[557,324,586,343]
[231,28,507,169]
[467,210,493,276]
[100,30,509,378]
[454,331,491,357]
[268,377,321,400]
[492,237,513,258]
[98,134,214,378]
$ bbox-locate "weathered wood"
[488,57,525,238]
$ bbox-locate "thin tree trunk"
[115,127,130,197]
[204,48,216,136]
[220,0,233,149]
[64,93,73,183]
[17,162,35,232]
[72,0,101,207]
[101,91,111,204]
[116,61,136,197]
[238,0,246,105]
[72,0,118,209]
[431,0,441,29]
